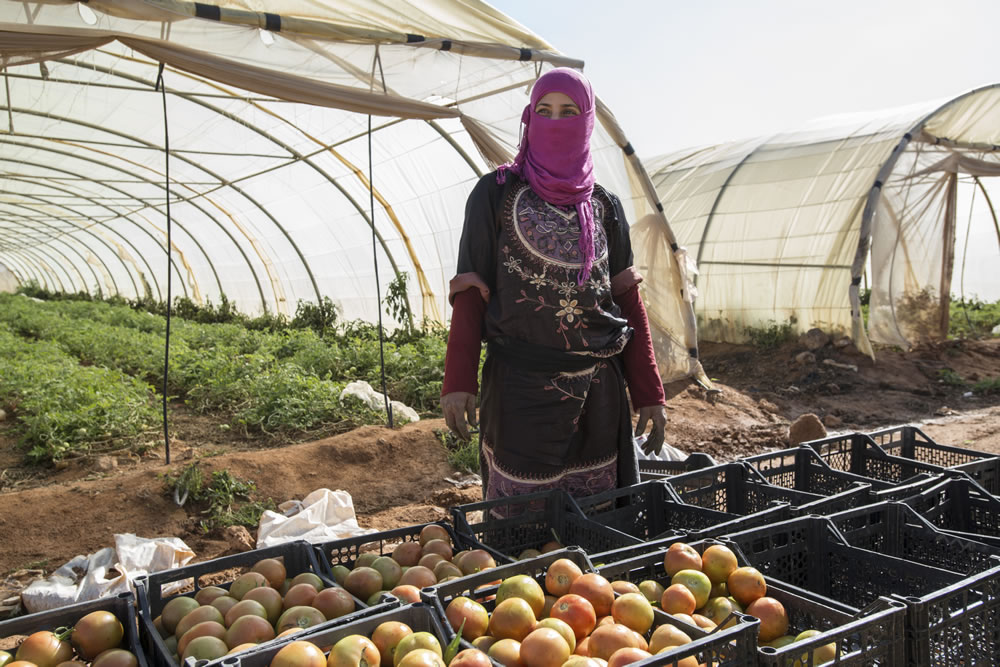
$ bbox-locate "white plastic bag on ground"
[256,488,375,548]
[21,535,194,613]
[340,380,420,424]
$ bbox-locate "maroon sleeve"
[442,287,486,396]
[616,284,666,410]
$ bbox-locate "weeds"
[974,377,1000,395]
[936,368,967,387]
[164,463,276,532]
[435,428,479,473]
[744,320,796,349]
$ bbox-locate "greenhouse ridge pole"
[369,111,392,428]
[368,47,392,427]
[157,63,172,465]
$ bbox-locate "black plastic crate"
[721,515,1000,666]
[572,479,792,553]
[867,425,1000,493]
[596,542,906,666]
[826,501,1000,575]
[744,445,901,495]
[637,452,718,481]
[135,540,370,667]
[311,519,476,584]
[450,488,641,563]
[421,546,758,667]
[896,474,1000,549]
[0,592,148,667]
[196,602,453,667]
[803,432,953,485]
[666,461,873,518]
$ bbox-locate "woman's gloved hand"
[635,404,667,456]
[442,391,477,441]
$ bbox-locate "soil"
[1,336,999,613]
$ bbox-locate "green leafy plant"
[164,464,276,532]
[936,368,967,387]
[950,296,1000,338]
[743,320,796,349]
[973,377,1000,395]
[384,272,414,332]
[435,428,479,473]
[291,297,340,335]
[0,324,158,463]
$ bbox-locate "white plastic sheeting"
[646,86,1000,355]
[0,0,703,383]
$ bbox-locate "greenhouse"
[644,86,1000,356]
[0,0,703,383]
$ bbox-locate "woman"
[441,68,667,503]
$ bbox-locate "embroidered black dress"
[456,172,640,502]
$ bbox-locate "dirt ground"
[1,336,999,613]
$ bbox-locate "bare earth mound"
[1,338,998,604]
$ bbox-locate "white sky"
[493,0,1000,300]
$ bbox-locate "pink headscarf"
[497,68,597,284]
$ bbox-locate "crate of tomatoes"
[135,540,385,667]
[0,592,147,667]
[422,546,759,667]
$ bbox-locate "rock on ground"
[795,351,816,365]
[788,413,827,445]
[224,525,255,552]
[799,328,831,351]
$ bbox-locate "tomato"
[282,583,319,610]
[224,599,268,627]
[251,558,287,589]
[277,606,327,633]
[160,598,199,636]
[345,567,384,601]
[15,632,73,667]
[290,572,324,592]
[395,649,444,667]
[177,621,227,656]
[549,594,596,641]
[71,611,124,660]
[448,649,492,667]
[444,597,489,641]
[496,575,545,619]
[243,586,284,624]
[418,525,451,547]
[313,587,357,621]
[194,586,229,606]
[175,606,225,639]
[225,615,275,649]
[271,641,326,667]
[520,628,570,667]
[544,560,583,597]
[568,575,614,618]
[371,621,412,667]
[487,598,537,642]
[181,636,228,662]
[328,635,380,667]
[229,572,270,600]
[587,625,635,662]
[90,649,138,667]
[392,633,441,667]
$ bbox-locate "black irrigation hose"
[156,63,173,464]
[368,112,393,427]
